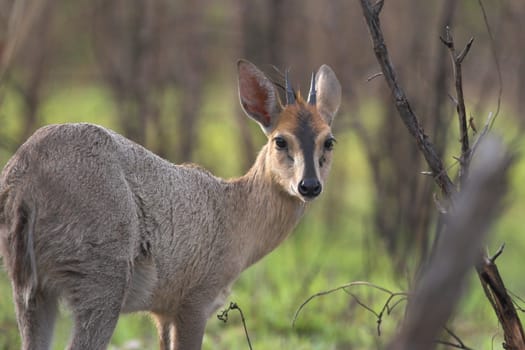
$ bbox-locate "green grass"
[0,83,524,349]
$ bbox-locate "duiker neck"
[227,144,306,268]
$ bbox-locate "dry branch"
[359,0,455,198]
[440,28,474,187]
[476,254,525,349]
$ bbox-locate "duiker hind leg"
[173,303,208,350]
[64,260,130,350]
[13,288,58,350]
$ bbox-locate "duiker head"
[238,59,341,202]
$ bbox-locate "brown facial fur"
[267,96,334,200]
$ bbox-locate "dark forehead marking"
[295,109,315,144]
[295,108,318,179]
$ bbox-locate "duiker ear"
[238,59,282,135]
[316,65,341,125]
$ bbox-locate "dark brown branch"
[440,27,474,187]
[476,252,525,349]
[359,0,455,198]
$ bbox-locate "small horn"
[285,69,295,105]
[307,72,316,105]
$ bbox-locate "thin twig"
[345,292,380,318]
[292,281,407,328]
[295,280,473,349]
[457,37,474,63]
[491,332,499,350]
[343,289,408,336]
[471,111,494,158]
[442,326,474,349]
[489,243,505,263]
[435,340,474,350]
[507,289,525,313]
[218,302,253,350]
[367,71,383,82]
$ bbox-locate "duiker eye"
[324,137,336,151]
[274,137,288,150]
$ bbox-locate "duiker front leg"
[13,288,58,350]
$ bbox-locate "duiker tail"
[0,188,38,305]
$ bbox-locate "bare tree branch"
[359,0,455,198]
[476,251,525,349]
[440,28,474,187]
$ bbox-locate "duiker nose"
[298,178,322,198]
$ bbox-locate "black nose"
[298,178,322,198]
